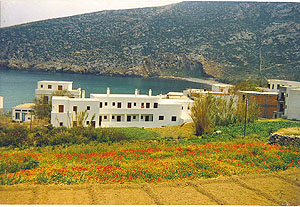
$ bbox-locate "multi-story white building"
[35,81,81,103]
[267,79,300,92]
[51,88,193,128]
[268,79,300,120]
[12,103,35,122]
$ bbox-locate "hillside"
[0,2,299,82]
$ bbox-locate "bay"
[0,69,210,112]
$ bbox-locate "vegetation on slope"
[0,2,299,81]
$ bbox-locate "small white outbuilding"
[12,103,35,123]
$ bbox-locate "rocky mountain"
[0,1,299,82]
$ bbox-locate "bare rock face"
[0,2,299,81]
[268,133,300,147]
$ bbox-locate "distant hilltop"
[0,2,299,83]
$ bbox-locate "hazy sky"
[1,0,297,28]
[0,0,182,27]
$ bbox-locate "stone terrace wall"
[268,133,300,147]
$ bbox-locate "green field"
[0,118,299,185]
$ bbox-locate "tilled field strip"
[0,169,299,205]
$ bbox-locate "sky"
[1,0,298,28]
[0,0,182,27]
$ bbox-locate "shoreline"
[1,67,224,86]
[181,77,224,86]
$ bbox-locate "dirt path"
[0,168,299,205]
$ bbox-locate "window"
[146,103,150,108]
[133,116,136,120]
[41,84,43,88]
[154,103,158,108]
[272,84,274,89]
[48,85,52,89]
[141,116,143,119]
[73,121,77,127]
[141,103,144,108]
[117,102,122,108]
[58,85,63,90]
[117,116,121,122]
[145,116,150,122]
[134,102,137,107]
[267,84,270,89]
[277,84,280,89]
[159,116,164,120]
[104,115,107,120]
[87,106,90,110]
[112,116,115,119]
[59,105,64,113]
[182,106,184,110]
[127,102,132,108]
[112,102,116,106]
[86,121,90,125]
[59,122,63,126]
[73,106,77,112]
[15,112,20,120]
[100,102,103,108]
[127,116,131,122]
[171,116,177,122]
[188,106,190,110]
[105,102,108,106]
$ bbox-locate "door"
[22,112,26,122]
[99,116,102,126]
[127,115,131,122]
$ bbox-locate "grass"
[276,127,300,136]
[0,117,299,185]
[0,142,299,185]
[147,123,195,138]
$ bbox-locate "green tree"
[232,80,260,94]
[190,94,217,136]
[33,90,74,121]
[191,93,260,136]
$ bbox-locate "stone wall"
[268,133,300,147]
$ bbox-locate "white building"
[51,88,193,128]
[268,79,300,120]
[12,103,35,122]
[283,87,300,120]
[211,83,232,94]
[35,81,81,103]
[267,79,300,92]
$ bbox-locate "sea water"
[0,69,210,112]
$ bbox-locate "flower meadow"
[0,142,299,185]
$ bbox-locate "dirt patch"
[0,169,299,205]
[240,175,300,206]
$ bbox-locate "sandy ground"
[182,77,223,86]
[0,168,299,205]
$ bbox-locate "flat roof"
[91,94,158,98]
[38,80,73,84]
[239,91,278,95]
[167,92,184,96]
[268,79,300,84]
[52,96,98,101]
[14,103,35,108]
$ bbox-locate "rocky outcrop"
[268,133,300,147]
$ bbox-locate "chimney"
[82,90,85,99]
[107,87,110,96]
[149,89,152,96]
[135,89,139,96]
